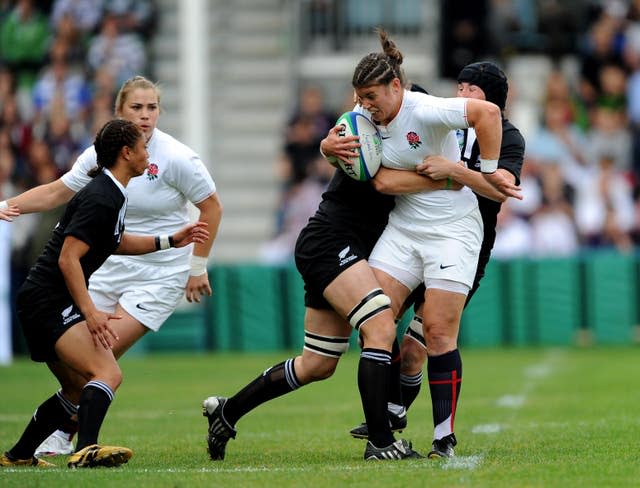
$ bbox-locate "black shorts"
[16,281,85,362]
[294,219,382,310]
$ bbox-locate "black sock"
[427,349,462,438]
[388,338,403,406]
[76,381,114,451]
[8,392,73,460]
[358,348,394,448]
[224,359,300,426]
[400,371,423,410]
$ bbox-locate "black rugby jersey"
[26,171,127,298]
[309,169,395,234]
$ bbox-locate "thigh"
[110,304,149,359]
[322,260,385,318]
[54,321,120,387]
[372,267,411,318]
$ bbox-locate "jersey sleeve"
[166,148,217,204]
[420,96,469,130]
[61,146,97,192]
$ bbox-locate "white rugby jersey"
[355,90,478,226]
[61,128,216,265]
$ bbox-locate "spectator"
[32,39,92,126]
[103,0,156,39]
[87,14,147,86]
[0,0,51,92]
[50,0,104,37]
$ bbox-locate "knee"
[360,319,397,348]
[400,338,427,375]
[296,355,339,384]
[87,363,123,392]
[424,325,456,354]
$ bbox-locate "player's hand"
[483,172,522,200]
[185,273,212,303]
[171,222,209,247]
[85,310,122,350]
[416,155,456,180]
[0,205,20,222]
[320,125,360,165]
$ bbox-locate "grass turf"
[1,346,638,487]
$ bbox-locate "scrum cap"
[457,61,508,110]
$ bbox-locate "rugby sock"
[75,381,114,451]
[400,371,423,410]
[223,359,300,426]
[427,349,462,440]
[358,348,394,448]
[388,338,403,406]
[8,391,74,459]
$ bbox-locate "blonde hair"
[114,76,161,115]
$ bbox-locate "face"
[457,82,486,101]
[126,136,149,176]
[354,78,403,124]
[118,88,160,141]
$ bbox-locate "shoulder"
[502,119,525,147]
[151,128,199,160]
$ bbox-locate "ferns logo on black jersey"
[406,131,422,149]
[338,246,357,266]
[146,163,159,180]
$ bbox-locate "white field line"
[471,349,566,435]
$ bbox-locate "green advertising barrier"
[146,251,639,353]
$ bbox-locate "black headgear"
[457,62,508,110]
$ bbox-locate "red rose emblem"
[406,131,422,149]
[146,163,159,180]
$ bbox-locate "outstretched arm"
[115,221,209,255]
[2,179,76,219]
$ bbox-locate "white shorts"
[369,208,483,291]
[88,257,189,332]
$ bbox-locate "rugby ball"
[328,111,382,181]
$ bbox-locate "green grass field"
[1,347,639,487]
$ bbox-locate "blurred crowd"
[0,0,156,275]
[264,0,640,263]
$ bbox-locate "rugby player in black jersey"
[1,119,208,468]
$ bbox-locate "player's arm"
[465,99,521,199]
[114,222,209,255]
[0,179,76,221]
[417,155,512,202]
[372,166,461,195]
[59,235,120,350]
[185,192,223,303]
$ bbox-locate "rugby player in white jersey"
[347,29,513,459]
[0,76,222,456]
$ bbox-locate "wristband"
[480,158,498,174]
[155,235,172,251]
[0,201,7,210]
[445,177,453,190]
[190,255,208,277]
